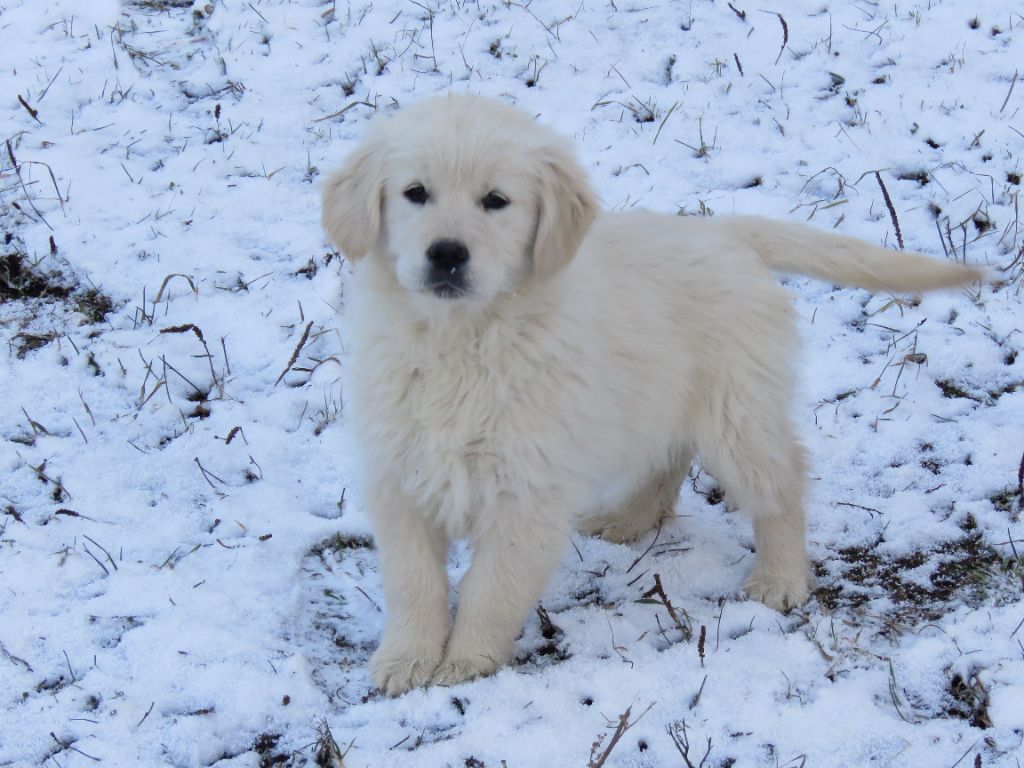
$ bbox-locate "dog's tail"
[724,216,982,292]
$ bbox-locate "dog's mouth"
[424,268,471,299]
[430,282,467,299]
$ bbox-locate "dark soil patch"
[253,732,289,767]
[1,252,72,302]
[814,521,1020,623]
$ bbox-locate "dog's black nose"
[427,240,470,272]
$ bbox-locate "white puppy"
[321,93,979,696]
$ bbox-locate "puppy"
[321,93,980,696]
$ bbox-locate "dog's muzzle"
[425,239,470,298]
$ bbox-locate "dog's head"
[321,94,598,304]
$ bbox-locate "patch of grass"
[516,605,571,667]
[1,252,72,302]
[309,533,375,560]
[989,486,1018,513]
[74,287,113,325]
[946,670,991,728]
[125,0,193,9]
[2,246,113,356]
[252,732,289,767]
[815,521,1021,623]
[11,331,58,359]
[188,403,211,420]
[895,169,930,186]
[935,378,978,401]
[34,674,70,694]
[314,719,349,767]
[934,377,1022,404]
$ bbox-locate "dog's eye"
[481,191,509,211]
[404,184,429,205]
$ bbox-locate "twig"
[1001,70,1019,113]
[638,573,693,641]
[246,2,268,22]
[161,356,205,397]
[27,462,71,499]
[50,733,100,762]
[17,94,42,123]
[0,641,33,672]
[1017,450,1024,502]
[161,324,204,342]
[606,617,633,668]
[653,101,679,145]
[135,701,155,728]
[689,674,708,710]
[536,604,559,639]
[194,457,229,489]
[588,703,655,768]
[313,100,376,123]
[354,586,380,610]
[949,740,980,768]
[875,171,904,249]
[61,650,76,684]
[727,3,746,20]
[668,719,713,768]
[20,159,66,214]
[83,535,118,571]
[81,545,110,576]
[6,139,52,229]
[220,337,231,376]
[38,65,63,102]
[275,321,313,385]
[626,521,662,573]
[152,273,197,305]
[161,325,224,398]
[715,597,725,651]
[887,659,916,723]
[835,501,881,516]
[761,10,789,65]
[22,407,50,436]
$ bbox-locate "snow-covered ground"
[1,0,1022,765]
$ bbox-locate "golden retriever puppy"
[321,93,980,695]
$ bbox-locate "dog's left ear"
[532,138,598,279]
[321,128,388,260]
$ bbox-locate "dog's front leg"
[367,479,450,696]
[433,500,570,686]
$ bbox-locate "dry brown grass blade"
[152,273,198,305]
[588,702,655,768]
[276,320,313,386]
[875,171,905,250]
[314,719,350,767]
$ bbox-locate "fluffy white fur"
[321,94,980,696]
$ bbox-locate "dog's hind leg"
[695,371,812,611]
[578,457,691,543]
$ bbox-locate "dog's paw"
[742,570,812,612]
[578,511,663,544]
[432,653,500,688]
[370,642,444,696]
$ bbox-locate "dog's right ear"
[321,129,388,260]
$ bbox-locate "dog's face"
[322,95,598,306]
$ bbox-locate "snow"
[1,0,1022,766]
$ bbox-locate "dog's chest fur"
[350,285,590,536]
